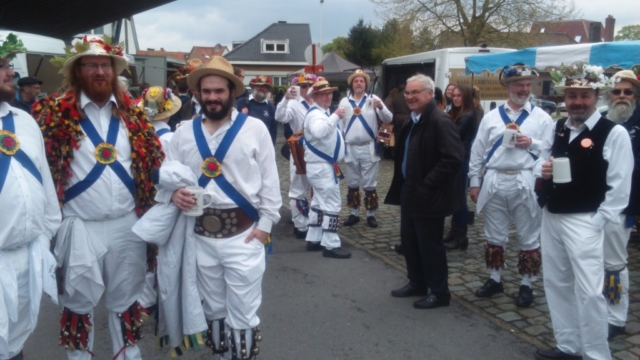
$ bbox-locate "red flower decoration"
[207,162,217,172]
[101,148,112,159]
[2,136,15,149]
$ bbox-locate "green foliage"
[615,25,640,41]
[344,19,383,67]
[0,33,27,59]
[322,37,350,59]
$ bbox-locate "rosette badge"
[0,130,20,155]
[202,157,222,178]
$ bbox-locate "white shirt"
[192,96,201,115]
[275,98,313,133]
[469,101,555,187]
[0,102,61,249]
[534,110,634,229]
[165,109,281,233]
[153,120,173,149]
[303,106,345,164]
[338,94,392,144]
[63,92,135,220]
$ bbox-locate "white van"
[1,30,66,95]
[377,47,516,110]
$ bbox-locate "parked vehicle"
[530,95,556,114]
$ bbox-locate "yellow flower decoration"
[149,87,161,99]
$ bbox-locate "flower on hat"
[250,75,272,86]
[0,33,26,59]
[551,62,612,90]
[50,34,125,69]
[292,73,318,85]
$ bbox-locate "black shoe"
[391,283,428,298]
[515,285,534,307]
[306,242,323,252]
[475,279,504,298]
[393,243,403,255]
[444,228,468,250]
[366,216,378,228]
[413,293,451,309]
[608,323,626,340]
[442,227,455,243]
[322,248,351,259]
[294,228,308,239]
[534,347,582,359]
[343,215,360,226]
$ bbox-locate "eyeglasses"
[0,63,14,70]
[81,63,113,71]
[611,89,634,96]
[404,88,427,97]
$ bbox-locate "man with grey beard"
[602,70,640,340]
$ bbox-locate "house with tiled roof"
[530,15,616,44]
[224,21,312,87]
[187,45,229,64]
[136,48,188,62]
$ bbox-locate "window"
[540,27,545,33]
[272,76,288,86]
[575,35,582,42]
[261,39,289,53]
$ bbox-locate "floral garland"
[51,35,125,69]
[33,92,164,216]
[550,62,612,90]
[292,73,318,85]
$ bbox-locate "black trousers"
[400,210,450,297]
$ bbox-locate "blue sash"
[156,128,171,137]
[300,100,310,110]
[64,116,135,203]
[485,104,537,165]
[344,95,380,155]
[192,114,259,222]
[0,113,43,192]
[302,107,344,183]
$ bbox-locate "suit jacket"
[385,99,464,217]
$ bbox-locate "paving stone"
[518,308,543,318]
[624,335,640,345]
[485,307,501,315]
[496,312,522,322]
[497,303,518,311]
[613,350,638,360]
[524,325,548,336]
[448,278,465,285]
[609,340,632,351]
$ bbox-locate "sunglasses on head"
[611,89,634,96]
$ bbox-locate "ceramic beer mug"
[184,186,214,216]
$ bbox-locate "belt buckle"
[200,208,241,238]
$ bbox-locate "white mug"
[502,129,518,148]
[343,105,353,120]
[184,186,214,217]
[289,86,301,100]
[553,157,572,183]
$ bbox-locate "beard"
[509,91,529,106]
[567,103,593,124]
[203,96,233,121]
[79,73,113,104]
[608,99,636,123]
[252,89,267,102]
[0,82,16,103]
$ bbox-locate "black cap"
[17,77,43,87]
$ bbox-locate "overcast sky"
[133,0,639,52]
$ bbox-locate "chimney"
[160,47,165,51]
[589,22,602,43]
[605,15,615,42]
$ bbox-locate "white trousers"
[1,247,31,359]
[195,227,265,331]
[482,174,541,250]
[137,272,156,309]
[603,215,631,327]
[289,155,311,231]
[61,212,146,360]
[306,162,342,249]
[344,143,379,217]
[541,208,611,360]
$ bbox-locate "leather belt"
[489,168,531,175]
[195,207,254,239]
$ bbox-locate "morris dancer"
[275,73,317,239]
[34,35,163,360]
[339,69,392,228]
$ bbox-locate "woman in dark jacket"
[444,84,479,250]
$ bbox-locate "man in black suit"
[385,74,464,309]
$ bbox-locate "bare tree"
[370,0,580,47]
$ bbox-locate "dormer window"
[540,27,545,33]
[261,39,289,53]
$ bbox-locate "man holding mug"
[468,64,554,307]
[534,63,633,360]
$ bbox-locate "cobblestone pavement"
[274,133,640,360]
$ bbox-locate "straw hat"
[0,33,26,60]
[170,58,203,82]
[292,72,318,85]
[139,86,182,121]
[499,64,539,85]
[611,69,640,89]
[187,56,245,93]
[347,69,370,85]
[60,35,128,77]
[551,62,612,94]
[250,75,273,90]
[310,77,337,94]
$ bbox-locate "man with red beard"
[601,70,640,340]
[33,35,163,360]
[0,33,61,360]
[468,64,554,307]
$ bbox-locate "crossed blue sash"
[344,95,380,155]
[64,116,134,203]
[156,128,171,137]
[0,113,43,192]
[300,100,310,110]
[192,114,259,222]
[302,107,344,183]
[485,104,537,165]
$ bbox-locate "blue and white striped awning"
[465,41,640,74]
